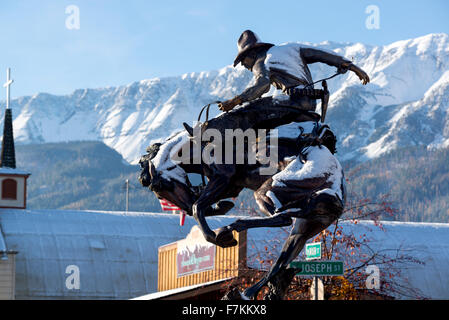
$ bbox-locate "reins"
[192,69,341,189]
[303,70,343,90]
[197,100,221,124]
[196,101,221,189]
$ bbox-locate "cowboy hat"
[233,30,274,67]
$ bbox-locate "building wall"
[158,230,247,292]
[0,254,16,300]
[0,176,25,208]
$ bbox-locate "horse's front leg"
[193,174,235,247]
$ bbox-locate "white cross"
[3,68,13,109]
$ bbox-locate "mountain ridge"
[16,139,449,223]
[2,32,448,164]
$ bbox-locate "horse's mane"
[151,130,189,184]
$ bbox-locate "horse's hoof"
[221,287,249,300]
[215,227,237,248]
[242,288,256,300]
[221,238,238,248]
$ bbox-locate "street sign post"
[310,277,324,300]
[290,261,344,276]
[290,260,344,300]
[305,242,321,260]
[292,243,342,300]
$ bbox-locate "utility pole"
[125,179,129,212]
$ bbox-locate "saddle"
[286,80,330,123]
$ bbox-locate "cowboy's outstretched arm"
[301,47,370,85]
[218,58,270,112]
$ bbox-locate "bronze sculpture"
[139,30,370,299]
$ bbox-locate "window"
[2,178,17,200]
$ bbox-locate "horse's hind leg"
[214,178,287,245]
[242,219,311,299]
[215,212,294,249]
[215,178,294,245]
[242,218,324,299]
[243,194,343,300]
[215,178,307,242]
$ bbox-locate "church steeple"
[0,67,28,210]
[0,108,16,169]
[1,68,15,169]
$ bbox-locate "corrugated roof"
[0,209,241,299]
[341,220,449,299]
[0,208,448,299]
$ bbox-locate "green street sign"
[305,242,321,260]
[290,261,344,276]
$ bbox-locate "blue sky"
[0,0,448,97]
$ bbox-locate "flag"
[159,198,181,211]
[179,210,186,226]
[158,198,187,226]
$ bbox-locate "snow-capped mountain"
[3,33,449,164]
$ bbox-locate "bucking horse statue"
[138,30,369,299]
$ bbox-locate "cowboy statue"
[181,28,370,190]
[184,29,370,158]
[220,29,369,114]
[139,31,371,299]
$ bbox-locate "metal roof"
[341,220,449,299]
[0,208,241,299]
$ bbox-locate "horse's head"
[138,143,160,187]
[138,132,196,212]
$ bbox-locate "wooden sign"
[176,226,216,277]
[157,226,247,292]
